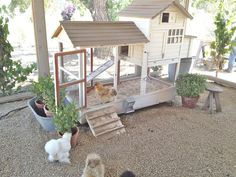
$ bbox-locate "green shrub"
[0,6,36,96]
[53,102,78,133]
[176,74,206,98]
[31,76,54,100]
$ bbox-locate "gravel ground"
[1,84,236,177]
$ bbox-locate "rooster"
[94,82,117,103]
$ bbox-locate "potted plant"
[31,78,45,109]
[31,76,55,116]
[150,65,163,77]
[176,73,206,108]
[53,102,79,147]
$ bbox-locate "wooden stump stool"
[203,84,223,113]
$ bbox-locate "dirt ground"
[1,83,236,177]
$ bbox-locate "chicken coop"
[51,0,195,136]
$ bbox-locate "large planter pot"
[28,97,56,132]
[35,99,44,109]
[181,96,199,108]
[71,127,79,148]
[43,105,54,117]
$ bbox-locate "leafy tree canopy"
[192,0,236,14]
[6,0,132,21]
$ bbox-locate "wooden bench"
[203,84,223,113]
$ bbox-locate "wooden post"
[90,48,94,86]
[32,0,50,77]
[117,60,121,84]
[59,42,65,83]
[113,46,119,90]
[135,65,142,76]
[54,54,60,106]
[140,49,148,95]
[79,52,85,107]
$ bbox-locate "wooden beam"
[113,46,119,90]
[202,75,236,89]
[58,42,65,83]
[90,48,94,86]
[32,0,50,77]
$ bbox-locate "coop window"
[120,46,129,56]
[162,13,169,23]
[167,29,184,44]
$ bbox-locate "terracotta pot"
[35,99,44,109]
[71,127,79,148]
[181,96,199,108]
[43,105,53,117]
[58,127,79,148]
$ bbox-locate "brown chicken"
[94,82,117,103]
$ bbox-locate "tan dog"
[81,153,105,177]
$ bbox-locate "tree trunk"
[93,0,109,21]
[92,0,112,59]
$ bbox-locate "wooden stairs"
[86,106,126,139]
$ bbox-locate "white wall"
[148,4,187,65]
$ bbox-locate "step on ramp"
[86,106,126,139]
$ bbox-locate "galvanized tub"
[28,97,56,132]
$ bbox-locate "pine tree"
[210,1,236,77]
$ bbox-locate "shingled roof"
[52,21,149,48]
[119,0,193,19]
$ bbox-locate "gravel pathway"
[1,85,236,177]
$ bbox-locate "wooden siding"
[181,35,196,58]
[147,4,187,65]
[128,44,144,66]
[119,0,192,19]
[53,21,149,48]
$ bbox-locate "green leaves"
[106,0,132,21]
[209,1,236,74]
[176,74,206,98]
[53,102,78,133]
[0,7,36,96]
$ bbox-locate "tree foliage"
[69,0,131,21]
[8,0,52,14]
[210,1,236,76]
[0,6,36,96]
[7,0,132,21]
[192,0,236,14]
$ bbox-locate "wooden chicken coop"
[51,0,195,137]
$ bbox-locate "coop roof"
[119,0,193,19]
[52,21,149,47]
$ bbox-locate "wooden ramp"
[86,106,126,139]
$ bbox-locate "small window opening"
[162,13,169,23]
[120,46,129,56]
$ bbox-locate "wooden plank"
[95,125,125,137]
[203,75,236,89]
[99,128,126,140]
[86,106,116,120]
[209,92,214,114]
[93,120,123,134]
[214,93,222,112]
[206,84,223,93]
[89,113,120,126]
[0,92,34,104]
[203,94,210,110]
[93,118,121,129]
